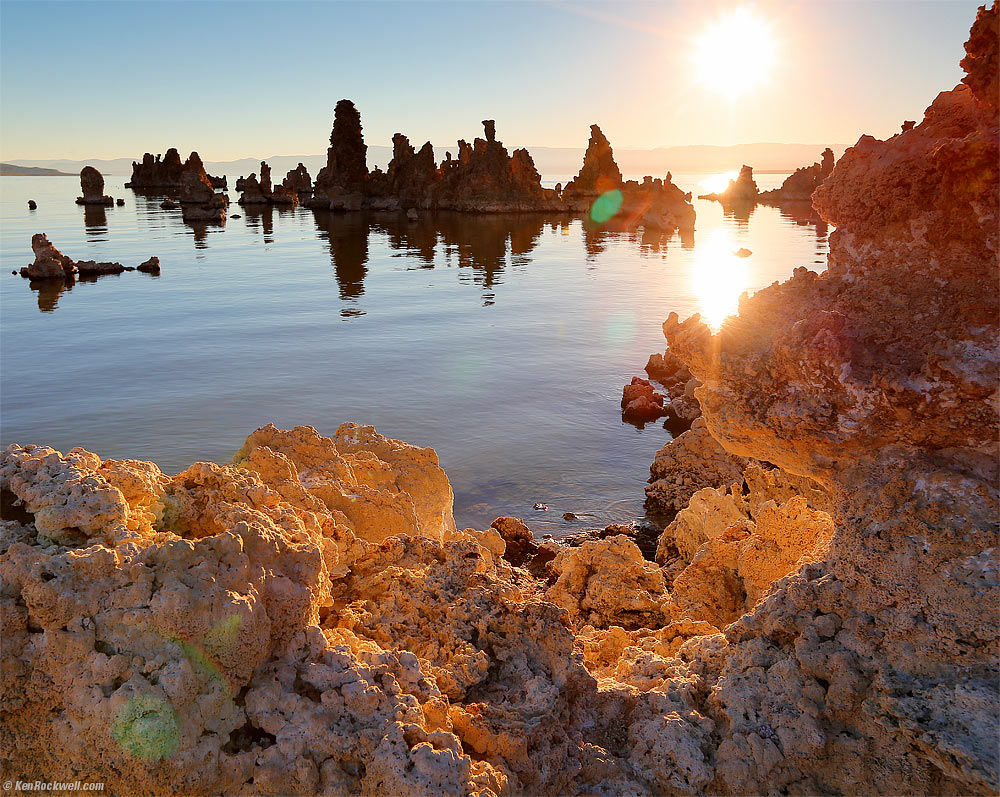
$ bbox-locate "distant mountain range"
[4,142,848,180]
[0,163,74,176]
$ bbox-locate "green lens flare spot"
[112,693,180,760]
[589,190,624,224]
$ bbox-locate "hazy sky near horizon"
[0,0,983,161]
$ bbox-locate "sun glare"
[693,230,749,331]
[693,7,777,100]
[698,171,739,194]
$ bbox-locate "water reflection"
[243,204,275,243]
[582,222,692,260]
[692,229,749,331]
[314,211,565,313]
[83,205,108,240]
[766,200,829,239]
[30,278,71,312]
[312,211,370,316]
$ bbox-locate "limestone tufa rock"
[75,166,113,206]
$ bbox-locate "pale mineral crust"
[2,7,997,796]
[659,4,1000,792]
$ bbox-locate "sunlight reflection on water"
[0,173,829,535]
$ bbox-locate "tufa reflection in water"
[312,211,579,315]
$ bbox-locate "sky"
[0,0,983,161]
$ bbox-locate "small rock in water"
[160,199,178,209]
[734,248,752,257]
[231,214,241,219]
[27,200,37,210]
[11,270,17,275]
[563,512,579,521]
[533,503,548,511]
[137,256,161,273]
[116,198,125,206]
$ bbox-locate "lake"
[0,173,829,535]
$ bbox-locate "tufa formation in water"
[74,166,114,207]
[1,4,996,794]
[235,100,696,233]
[126,149,226,191]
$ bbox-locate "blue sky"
[0,0,983,160]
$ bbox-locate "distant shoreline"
[1,164,74,177]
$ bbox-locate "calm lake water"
[0,173,829,535]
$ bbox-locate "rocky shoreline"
[1,4,997,795]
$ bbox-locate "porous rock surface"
[1,7,997,795]
[660,4,999,792]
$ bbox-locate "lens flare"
[590,189,624,224]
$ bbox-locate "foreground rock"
[656,5,999,791]
[74,166,113,206]
[1,9,995,793]
[621,377,666,425]
[18,234,158,281]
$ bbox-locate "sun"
[692,7,777,100]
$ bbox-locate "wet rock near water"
[18,233,161,283]
[621,376,666,425]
